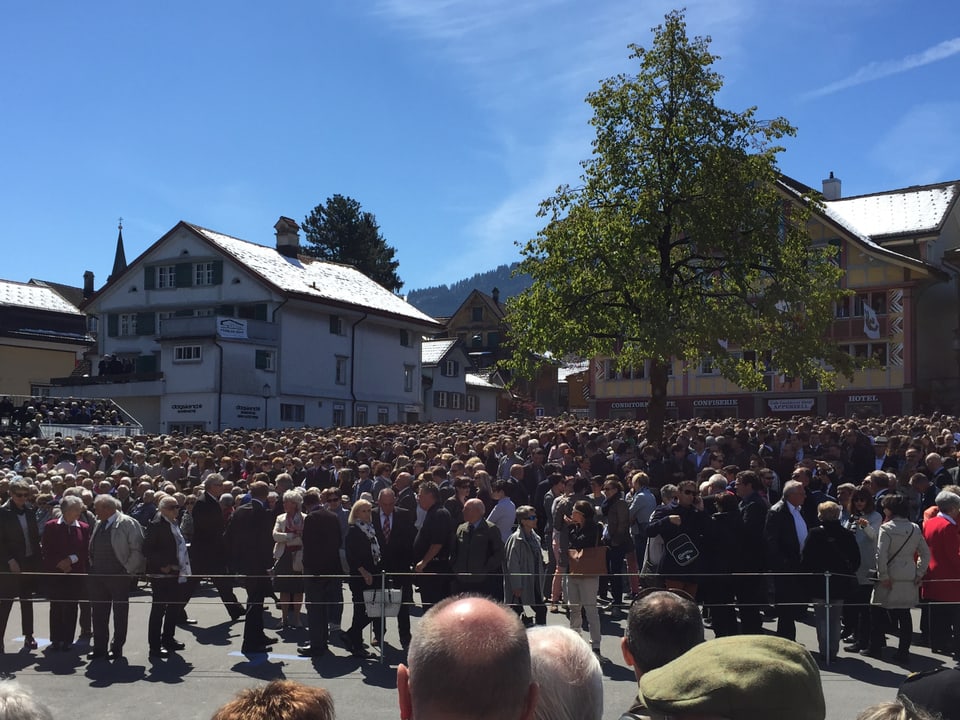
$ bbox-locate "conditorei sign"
[611,400,678,409]
[768,398,816,412]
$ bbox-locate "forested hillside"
[406,263,531,317]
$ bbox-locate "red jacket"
[922,514,960,602]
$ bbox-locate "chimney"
[83,271,94,299]
[491,287,500,305]
[822,172,841,201]
[274,216,301,259]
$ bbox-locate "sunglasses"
[525,516,537,521]
[682,490,699,496]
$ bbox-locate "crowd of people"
[0,395,134,436]
[3,412,960,716]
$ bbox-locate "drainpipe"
[350,313,368,422]
[214,339,224,431]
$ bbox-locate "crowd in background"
[1,411,960,669]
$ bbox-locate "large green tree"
[302,194,403,292]
[505,10,858,442]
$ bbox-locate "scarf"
[356,520,381,565]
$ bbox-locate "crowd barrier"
[8,568,950,667]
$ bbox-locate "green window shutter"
[212,260,224,285]
[107,314,118,337]
[254,304,268,321]
[453,360,460,376]
[330,315,340,334]
[136,354,158,373]
[434,391,441,408]
[144,267,155,290]
[175,263,192,287]
[255,349,268,369]
[136,312,156,335]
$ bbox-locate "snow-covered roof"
[824,183,959,239]
[189,224,439,326]
[0,279,83,315]
[558,361,589,382]
[466,372,504,390]
[422,339,457,366]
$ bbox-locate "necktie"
[383,513,391,543]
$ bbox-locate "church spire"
[109,217,128,282]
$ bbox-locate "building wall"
[0,343,81,396]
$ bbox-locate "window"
[195,308,214,317]
[355,405,368,426]
[442,359,459,377]
[237,303,267,321]
[471,306,483,322]
[466,394,479,412]
[400,329,411,347]
[835,298,849,318]
[488,332,500,349]
[451,392,463,410]
[377,407,389,425]
[404,364,415,392]
[174,345,202,362]
[332,403,345,427]
[852,344,869,359]
[872,344,888,366]
[119,313,137,336]
[699,356,716,375]
[156,265,177,289]
[194,262,215,286]
[330,315,344,335]
[435,391,449,409]
[280,403,305,422]
[255,349,275,371]
[335,356,348,385]
[471,333,483,348]
[802,377,819,391]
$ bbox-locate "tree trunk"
[646,360,670,446]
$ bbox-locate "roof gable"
[825,182,959,239]
[422,339,459,367]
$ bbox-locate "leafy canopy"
[505,10,857,434]
[302,194,403,292]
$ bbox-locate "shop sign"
[170,403,202,415]
[217,317,248,339]
[235,404,261,420]
[693,399,739,407]
[768,398,816,412]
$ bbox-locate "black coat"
[0,500,41,595]
[372,507,415,574]
[301,507,343,576]
[188,491,229,574]
[345,524,381,577]
[647,504,708,576]
[800,520,861,600]
[224,499,274,575]
[143,516,179,576]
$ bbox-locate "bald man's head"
[398,596,538,720]
[462,498,485,524]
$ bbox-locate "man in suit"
[394,472,417,515]
[734,470,767,634]
[224,480,277,654]
[450,499,505,599]
[40,494,90,651]
[182,474,244,622]
[86,494,144,661]
[764,480,812,641]
[298,496,344,658]
[0,478,42,652]
[372,487,416,648]
[413,481,454,609]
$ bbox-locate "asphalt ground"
[0,582,953,720]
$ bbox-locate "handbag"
[363,588,402,617]
[868,526,914,582]
[568,545,608,576]
[665,533,700,567]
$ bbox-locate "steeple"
[109,218,128,282]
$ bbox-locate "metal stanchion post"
[379,572,387,665]
[824,571,831,669]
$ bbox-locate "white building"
[53,217,440,433]
[421,339,503,421]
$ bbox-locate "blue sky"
[2,0,959,296]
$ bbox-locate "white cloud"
[804,37,960,100]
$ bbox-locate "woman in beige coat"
[865,494,929,664]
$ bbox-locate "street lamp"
[262,382,271,430]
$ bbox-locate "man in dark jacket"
[298,499,343,657]
[224,480,276,654]
[764,480,813,641]
[734,470,767,633]
[183,474,244,623]
[372,488,416,648]
[0,478,42,651]
[413,482,454,609]
[450,499,504,599]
